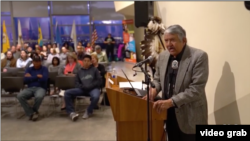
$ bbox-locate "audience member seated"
[59,47,68,66]
[27,47,33,57]
[1,52,5,60]
[16,50,32,68]
[14,44,21,59]
[58,52,82,76]
[10,46,17,59]
[47,48,60,67]
[47,44,52,53]
[91,54,106,88]
[25,52,38,69]
[58,52,82,110]
[78,41,82,46]
[85,43,93,55]
[35,49,42,58]
[92,45,108,63]
[76,45,85,60]
[23,42,29,51]
[35,44,42,51]
[52,43,60,54]
[63,42,74,52]
[17,55,49,121]
[48,57,61,95]
[48,57,61,72]
[1,51,17,72]
[41,45,48,61]
[64,55,102,121]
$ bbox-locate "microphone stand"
[139,65,155,141]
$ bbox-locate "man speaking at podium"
[143,25,209,141]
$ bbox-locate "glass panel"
[1,26,13,42]
[53,25,90,36]
[92,25,123,43]
[14,17,51,40]
[52,15,90,25]
[52,1,89,15]
[53,35,90,44]
[1,12,11,16]
[93,20,122,24]
[1,16,12,26]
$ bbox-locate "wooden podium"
[105,73,167,141]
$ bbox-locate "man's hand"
[153,99,173,114]
[37,74,43,78]
[142,88,157,101]
[25,73,31,77]
[3,68,7,72]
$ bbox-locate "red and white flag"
[91,24,98,47]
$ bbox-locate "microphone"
[133,56,154,68]
[171,60,179,69]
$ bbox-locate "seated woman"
[16,50,32,68]
[47,48,60,67]
[48,57,61,95]
[1,51,17,72]
[58,52,82,110]
[48,57,61,72]
[91,54,106,88]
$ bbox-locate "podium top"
[105,73,167,122]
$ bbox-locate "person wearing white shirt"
[1,52,6,60]
[16,50,32,68]
[46,48,60,67]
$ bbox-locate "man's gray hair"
[95,45,101,50]
[164,25,186,41]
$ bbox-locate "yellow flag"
[2,20,10,53]
[38,23,43,46]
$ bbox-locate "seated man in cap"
[17,55,49,121]
[91,45,108,63]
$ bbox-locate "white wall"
[114,1,250,124]
[156,1,250,124]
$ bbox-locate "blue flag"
[55,22,62,47]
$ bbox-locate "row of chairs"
[1,70,105,118]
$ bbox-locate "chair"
[56,76,75,90]
[46,72,60,116]
[47,76,75,116]
[1,77,24,118]
[48,72,58,94]
[16,71,25,77]
[6,68,25,76]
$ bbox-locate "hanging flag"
[55,21,62,48]
[38,23,43,47]
[2,20,10,53]
[18,20,23,45]
[91,24,98,47]
[28,20,33,40]
[70,20,77,51]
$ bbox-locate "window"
[91,21,123,43]
[52,15,90,25]
[52,15,90,42]
[53,25,90,35]
[1,12,13,44]
[14,17,51,41]
[1,16,12,25]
